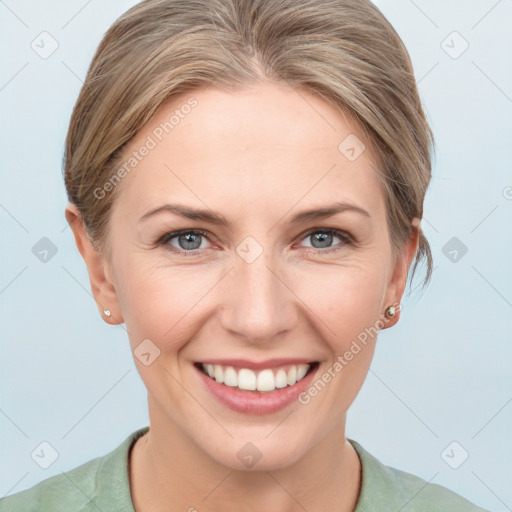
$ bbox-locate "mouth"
[194,361,320,394]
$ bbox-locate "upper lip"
[196,358,317,370]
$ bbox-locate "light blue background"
[1,0,511,510]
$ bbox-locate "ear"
[65,203,124,325]
[381,218,420,328]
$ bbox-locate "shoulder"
[0,427,148,512]
[0,457,102,512]
[349,439,491,512]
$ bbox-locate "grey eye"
[300,230,349,250]
[158,230,211,252]
[309,232,335,249]
[173,232,204,251]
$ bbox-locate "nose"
[219,243,297,344]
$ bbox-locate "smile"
[195,361,319,393]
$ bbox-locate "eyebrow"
[139,201,371,226]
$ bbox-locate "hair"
[64,0,435,290]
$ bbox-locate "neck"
[129,399,361,512]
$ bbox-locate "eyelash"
[156,228,354,256]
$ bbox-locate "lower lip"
[194,363,319,415]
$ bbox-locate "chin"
[199,427,314,472]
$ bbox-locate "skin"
[66,80,419,512]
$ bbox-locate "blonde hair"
[64,0,435,289]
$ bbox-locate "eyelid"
[155,228,212,255]
[299,227,353,242]
[157,228,209,241]
[295,227,354,251]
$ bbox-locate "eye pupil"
[179,232,202,250]
[311,231,333,249]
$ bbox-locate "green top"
[0,426,489,511]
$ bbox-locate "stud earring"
[103,309,112,317]
[384,305,397,318]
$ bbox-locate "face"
[69,81,417,471]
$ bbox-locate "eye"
[157,229,212,255]
[156,227,353,256]
[298,228,353,253]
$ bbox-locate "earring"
[384,305,396,318]
[103,309,112,317]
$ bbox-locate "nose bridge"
[220,235,296,341]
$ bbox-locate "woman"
[0,0,491,510]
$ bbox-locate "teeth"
[287,365,297,386]
[201,363,312,392]
[275,368,288,388]
[238,369,256,390]
[257,369,275,392]
[214,365,224,384]
[296,364,309,381]
[224,366,238,387]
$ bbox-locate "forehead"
[113,81,385,219]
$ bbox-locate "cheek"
[114,255,219,348]
[292,262,386,415]
[294,259,387,347]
